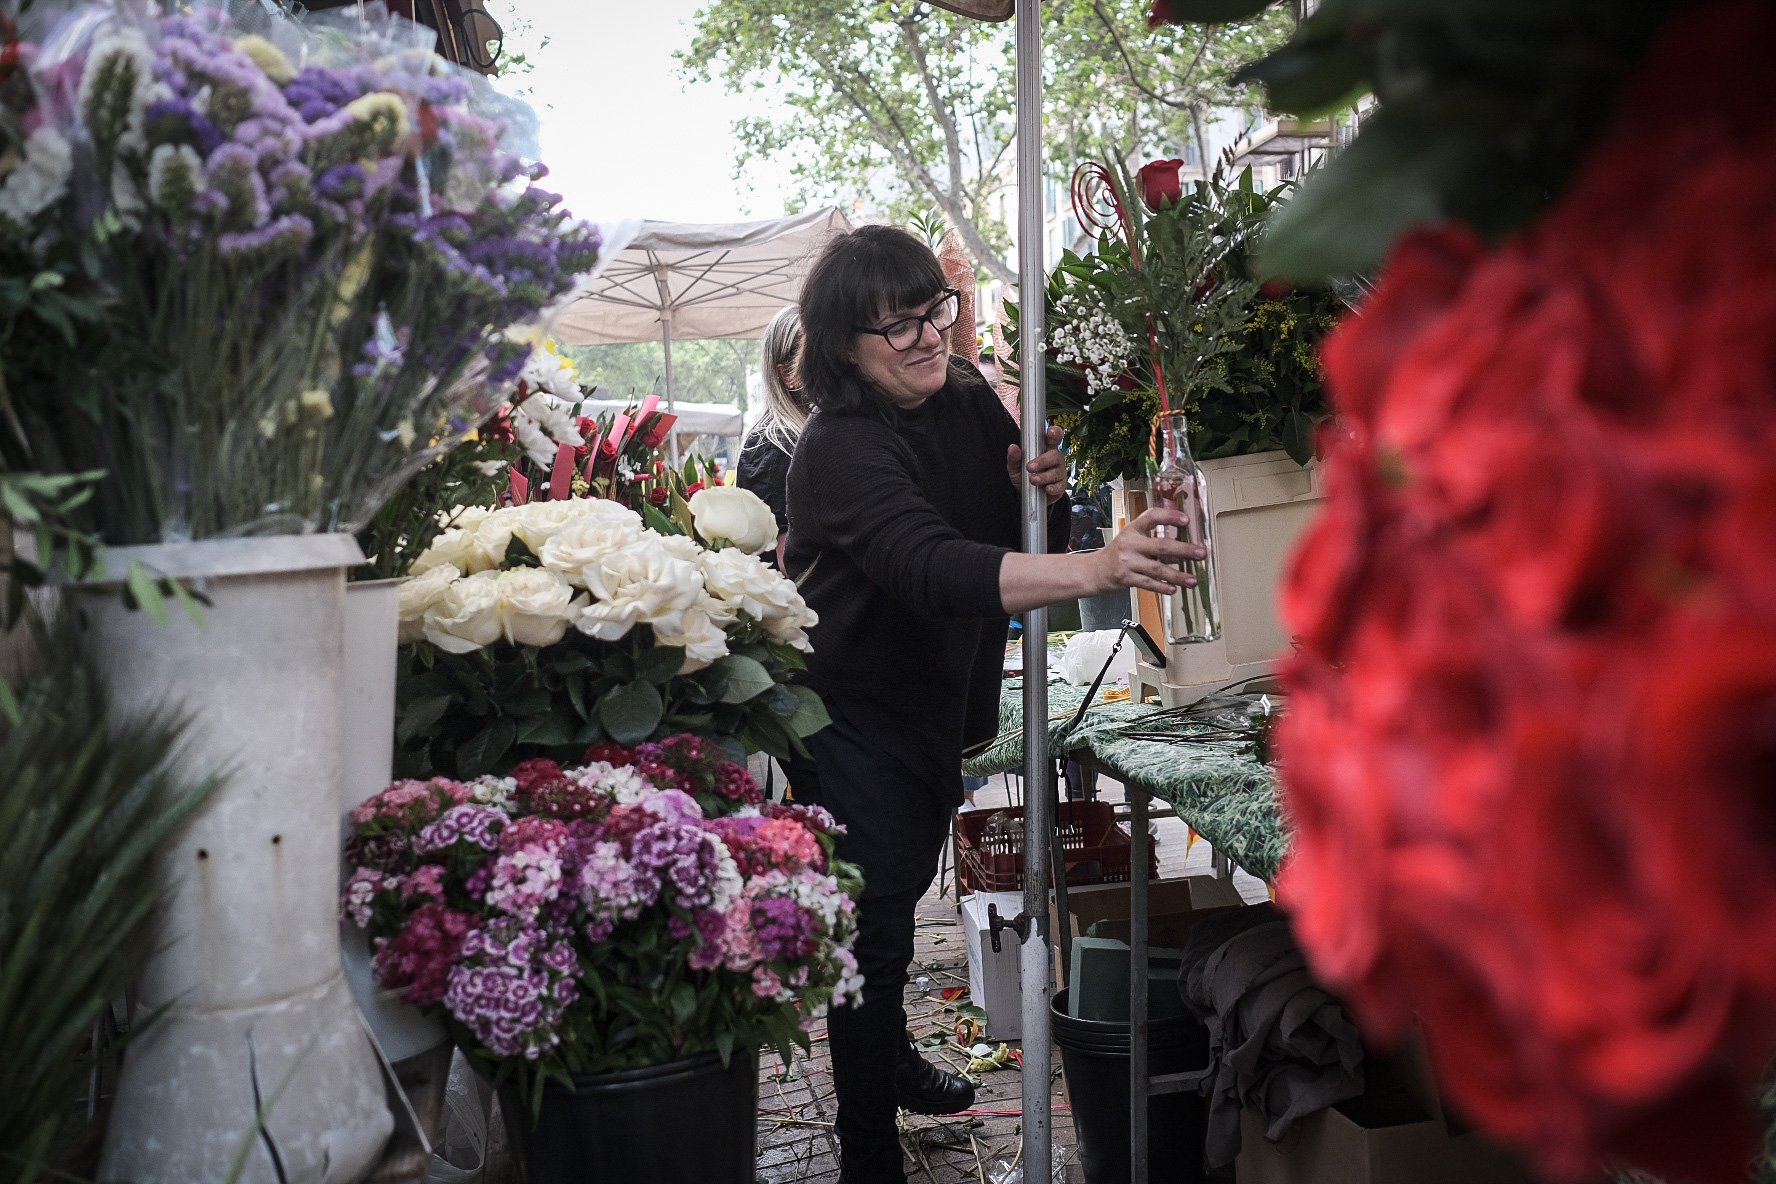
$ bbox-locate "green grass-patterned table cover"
[963,680,1288,883]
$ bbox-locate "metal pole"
[1131,783,1151,1184]
[660,313,681,468]
[1015,0,1052,1180]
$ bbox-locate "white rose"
[763,605,819,653]
[398,563,460,642]
[494,567,586,647]
[414,508,514,575]
[574,540,706,641]
[506,499,582,554]
[700,548,810,626]
[536,501,647,583]
[421,570,503,653]
[651,602,733,673]
[688,486,777,555]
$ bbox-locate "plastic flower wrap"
[1,3,601,542]
[394,492,826,777]
[342,743,862,1092]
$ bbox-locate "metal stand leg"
[1130,785,1150,1184]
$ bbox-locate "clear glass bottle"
[1151,411,1221,643]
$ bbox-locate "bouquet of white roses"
[395,486,823,777]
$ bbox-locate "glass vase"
[1151,411,1221,643]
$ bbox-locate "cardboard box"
[1235,1035,1543,1184]
[960,891,1038,1041]
[1053,873,1246,949]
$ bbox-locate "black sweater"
[784,358,1069,802]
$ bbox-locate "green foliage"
[354,435,513,582]
[1168,0,1685,278]
[1010,166,1345,479]
[680,0,1288,284]
[0,625,219,1183]
[394,629,825,779]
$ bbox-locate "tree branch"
[1090,0,1205,113]
[900,16,965,201]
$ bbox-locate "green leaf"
[457,717,517,778]
[785,685,832,738]
[1237,40,1371,118]
[715,654,774,704]
[598,681,663,746]
[634,645,686,685]
[1257,112,1484,280]
[125,563,170,627]
[641,501,678,536]
[517,716,579,746]
[396,695,453,744]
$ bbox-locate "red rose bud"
[1137,159,1186,211]
[1147,0,1183,26]
[684,482,704,498]
[647,487,669,508]
[1259,279,1295,299]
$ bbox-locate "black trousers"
[787,703,952,1182]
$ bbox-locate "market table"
[963,677,1287,1184]
[963,678,1287,883]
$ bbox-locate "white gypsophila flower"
[688,485,777,554]
[536,500,647,584]
[493,566,586,647]
[474,460,506,476]
[0,127,73,227]
[146,141,202,218]
[573,539,705,641]
[420,569,503,653]
[398,562,460,643]
[651,601,732,673]
[1051,291,1135,397]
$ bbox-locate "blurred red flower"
[1274,3,1776,1181]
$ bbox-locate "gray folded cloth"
[1179,903,1366,1167]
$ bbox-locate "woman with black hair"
[784,225,1202,1183]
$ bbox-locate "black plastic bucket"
[499,1049,758,1183]
[1052,989,1212,1184]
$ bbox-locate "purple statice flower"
[203,142,268,231]
[145,98,224,155]
[414,803,506,856]
[316,162,368,202]
[218,213,313,260]
[284,65,362,122]
[752,896,819,962]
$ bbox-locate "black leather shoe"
[894,1038,976,1115]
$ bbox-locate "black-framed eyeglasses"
[856,288,961,352]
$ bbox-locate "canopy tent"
[551,208,850,460]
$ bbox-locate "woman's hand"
[1006,424,1067,504]
[1090,508,1204,595]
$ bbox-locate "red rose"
[582,742,633,767]
[1136,158,1185,212]
[646,486,669,508]
[1257,278,1294,300]
[684,481,705,498]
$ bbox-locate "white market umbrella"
[551,209,851,460]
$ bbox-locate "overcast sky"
[494,0,800,226]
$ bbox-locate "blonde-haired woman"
[737,305,808,569]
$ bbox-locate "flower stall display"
[1007,165,1345,489]
[0,7,606,1182]
[1152,0,1776,1181]
[343,743,862,1178]
[0,5,599,550]
[395,489,823,779]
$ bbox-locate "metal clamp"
[986,902,1031,955]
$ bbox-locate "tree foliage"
[680,0,1290,282]
[563,340,762,411]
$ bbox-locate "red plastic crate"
[954,802,1156,894]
